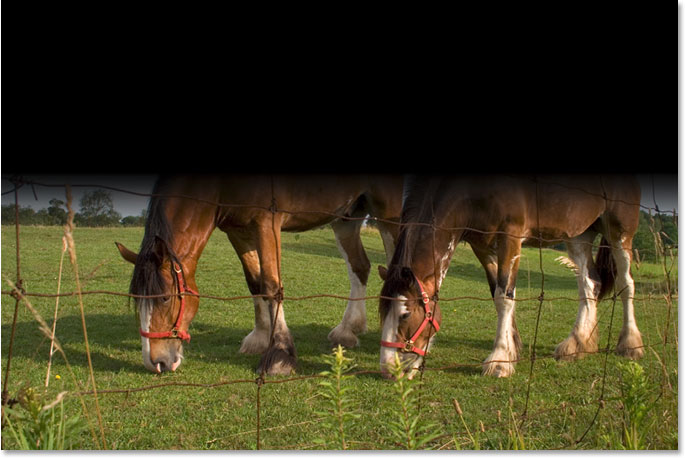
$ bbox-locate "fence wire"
[0,175,678,450]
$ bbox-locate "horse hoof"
[617,346,644,360]
[328,326,359,348]
[239,330,270,354]
[257,346,297,376]
[482,361,514,378]
[554,332,597,361]
[616,329,644,360]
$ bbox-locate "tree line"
[1,190,147,227]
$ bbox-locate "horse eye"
[162,296,171,303]
[400,311,411,321]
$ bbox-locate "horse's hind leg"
[328,219,370,348]
[482,234,522,378]
[610,234,644,359]
[555,231,601,361]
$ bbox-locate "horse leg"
[610,233,644,359]
[255,217,297,376]
[555,232,601,361]
[226,230,272,355]
[377,220,399,265]
[328,219,370,348]
[482,234,522,377]
[470,242,498,298]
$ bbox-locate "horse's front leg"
[227,230,272,355]
[328,219,370,348]
[255,217,297,376]
[482,235,522,377]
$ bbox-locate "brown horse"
[378,174,644,379]
[116,174,402,375]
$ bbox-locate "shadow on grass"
[281,240,388,266]
[446,258,579,291]
[2,315,387,377]
[6,314,561,380]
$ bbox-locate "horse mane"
[379,174,444,323]
[129,176,181,301]
[391,174,444,269]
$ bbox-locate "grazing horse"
[116,174,402,375]
[378,174,643,379]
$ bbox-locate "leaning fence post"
[1,177,25,431]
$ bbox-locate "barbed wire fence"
[0,175,678,449]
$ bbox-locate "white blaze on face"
[139,299,157,372]
[380,295,406,371]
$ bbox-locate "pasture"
[1,225,678,449]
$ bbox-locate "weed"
[314,345,360,449]
[3,386,87,450]
[602,361,658,449]
[385,354,441,449]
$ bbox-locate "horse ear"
[378,265,388,281]
[152,236,168,265]
[115,242,138,264]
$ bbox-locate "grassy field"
[1,225,678,449]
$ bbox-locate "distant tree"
[46,198,68,225]
[121,208,147,227]
[76,190,122,226]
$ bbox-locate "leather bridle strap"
[380,274,440,357]
[139,262,196,342]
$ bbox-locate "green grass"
[1,225,678,449]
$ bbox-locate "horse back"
[444,175,640,245]
[213,174,402,231]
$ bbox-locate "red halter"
[139,262,196,342]
[380,274,440,357]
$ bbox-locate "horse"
[377,174,644,379]
[115,174,402,375]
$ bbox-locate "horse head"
[116,239,199,373]
[378,265,442,380]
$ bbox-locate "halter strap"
[139,262,196,342]
[380,274,440,357]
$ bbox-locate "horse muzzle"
[143,338,184,373]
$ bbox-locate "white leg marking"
[483,287,517,377]
[329,234,368,347]
[612,242,643,359]
[555,237,600,360]
[572,245,599,342]
[240,297,272,354]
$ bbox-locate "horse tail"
[595,236,616,301]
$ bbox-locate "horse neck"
[153,178,220,282]
[395,210,463,298]
[167,209,217,279]
[409,225,460,297]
